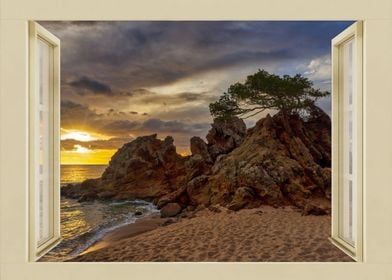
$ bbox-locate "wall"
[1,0,392,279]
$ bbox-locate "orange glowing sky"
[60,130,190,165]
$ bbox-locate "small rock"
[160,203,182,218]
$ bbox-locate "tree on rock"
[209,69,330,119]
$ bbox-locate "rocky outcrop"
[62,134,189,201]
[206,117,246,160]
[206,109,332,214]
[62,107,332,215]
[190,136,212,163]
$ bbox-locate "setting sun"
[61,129,111,142]
[61,131,96,142]
[60,130,116,165]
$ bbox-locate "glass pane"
[340,38,356,245]
[36,38,52,246]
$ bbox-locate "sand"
[80,214,170,255]
[71,206,353,262]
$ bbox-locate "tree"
[209,69,329,119]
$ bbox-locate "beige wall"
[1,0,392,279]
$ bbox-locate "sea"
[40,165,159,262]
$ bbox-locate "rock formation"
[62,134,189,201]
[206,109,332,215]
[205,116,247,160]
[62,107,332,215]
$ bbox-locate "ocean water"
[60,164,108,185]
[40,165,159,262]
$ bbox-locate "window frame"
[27,20,364,263]
[28,21,61,261]
[1,0,392,278]
[330,21,363,261]
[27,20,365,262]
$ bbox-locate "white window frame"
[25,20,365,263]
[330,21,363,261]
[1,1,392,278]
[28,21,61,261]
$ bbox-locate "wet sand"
[71,206,353,262]
[80,214,170,255]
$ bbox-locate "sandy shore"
[71,206,353,262]
[80,214,170,255]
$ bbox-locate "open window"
[29,22,61,261]
[27,20,364,262]
[331,21,363,261]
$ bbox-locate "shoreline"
[39,196,161,262]
[79,213,172,255]
[70,206,353,262]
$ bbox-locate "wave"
[40,198,159,262]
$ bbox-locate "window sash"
[331,21,363,261]
[29,22,61,261]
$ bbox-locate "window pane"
[36,38,52,246]
[340,38,356,245]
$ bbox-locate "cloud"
[61,137,134,151]
[60,100,211,144]
[143,118,210,134]
[41,21,354,154]
[40,21,353,98]
[69,76,112,95]
[100,120,140,135]
[61,100,100,128]
[134,90,214,106]
[304,55,331,90]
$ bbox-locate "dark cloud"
[41,21,354,152]
[99,118,209,136]
[135,90,214,105]
[41,21,353,97]
[143,119,209,134]
[100,120,140,135]
[195,49,295,73]
[69,76,112,95]
[61,100,101,129]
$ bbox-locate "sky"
[40,21,353,165]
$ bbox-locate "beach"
[71,206,353,262]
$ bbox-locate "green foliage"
[209,69,330,119]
